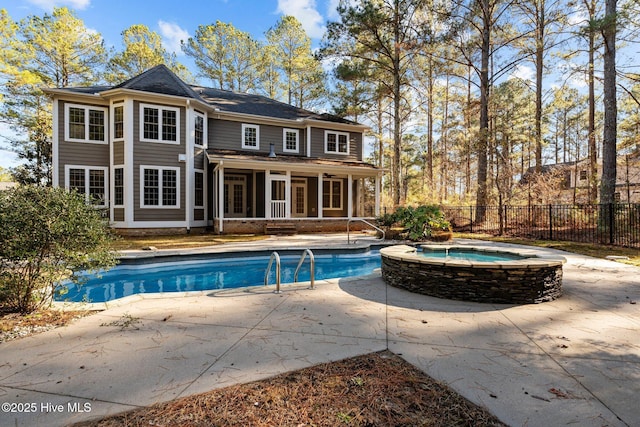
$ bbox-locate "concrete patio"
[0,237,638,426]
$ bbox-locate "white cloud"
[26,0,91,10]
[509,64,535,82]
[277,0,326,39]
[158,20,189,55]
[326,0,341,21]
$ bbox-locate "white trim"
[139,165,181,209]
[124,98,135,225]
[139,103,180,144]
[347,174,353,219]
[324,130,350,155]
[241,123,260,150]
[110,220,189,228]
[317,173,323,219]
[52,99,59,187]
[64,103,108,144]
[282,128,299,153]
[64,165,109,207]
[306,125,311,157]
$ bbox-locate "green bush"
[0,186,117,313]
[377,205,451,241]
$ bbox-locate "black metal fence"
[442,204,640,249]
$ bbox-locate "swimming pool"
[57,249,381,303]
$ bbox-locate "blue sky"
[1,0,341,169]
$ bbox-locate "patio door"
[224,175,246,218]
[291,178,307,217]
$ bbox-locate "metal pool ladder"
[264,249,315,294]
[294,248,315,290]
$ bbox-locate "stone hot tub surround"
[380,244,566,304]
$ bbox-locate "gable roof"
[46,65,363,128]
[113,64,204,100]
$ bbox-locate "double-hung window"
[322,178,343,210]
[242,124,259,150]
[283,128,299,153]
[194,170,204,207]
[65,104,107,144]
[113,105,124,140]
[140,166,180,208]
[113,167,124,206]
[65,166,108,206]
[324,131,349,154]
[194,112,205,147]
[140,104,180,144]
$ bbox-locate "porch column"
[375,174,381,216]
[317,172,323,219]
[218,164,225,233]
[347,174,353,219]
[285,170,291,219]
[265,170,272,219]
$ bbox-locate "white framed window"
[65,165,108,207]
[65,104,108,144]
[113,104,124,140]
[242,124,259,150]
[194,111,205,147]
[140,165,180,208]
[283,128,299,153]
[113,167,124,207]
[140,103,180,144]
[194,169,204,208]
[324,130,349,154]
[322,178,343,210]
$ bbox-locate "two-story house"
[45,65,382,235]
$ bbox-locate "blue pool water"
[420,249,526,262]
[57,250,381,303]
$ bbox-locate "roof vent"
[268,143,277,158]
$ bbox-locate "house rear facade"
[45,65,382,234]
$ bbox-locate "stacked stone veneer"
[380,245,565,304]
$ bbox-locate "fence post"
[548,204,553,240]
[469,206,473,233]
[609,203,614,245]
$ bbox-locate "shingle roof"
[113,64,204,100]
[54,65,361,126]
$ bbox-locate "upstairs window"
[65,104,107,144]
[113,105,124,140]
[283,128,299,153]
[325,131,349,154]
[194,112,205,146]
[242,124,259,150]
[140,104,179,144]
[579,170,587,181]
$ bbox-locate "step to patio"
[264,222,298,235]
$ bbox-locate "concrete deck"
[0,235,638,426]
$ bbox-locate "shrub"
[377,205,451,241]
[0,186,117,313]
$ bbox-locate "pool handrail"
[347,218,385,244]
[264,251,281,293]
[293,248,315,289]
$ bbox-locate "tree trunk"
[475,0,491,222]
[588,15,597,203]
[600,0,617,205]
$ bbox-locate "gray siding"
[132,101,186,222]
[208,119,307,156]
[113,208,125,222]
[194,149,205,170]
[310,128,361,161]
[113,141,124,165]
[57,100,110,186]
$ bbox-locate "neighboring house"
[523,153,640,204]
[45,65,382,234]
[0,182,18,191]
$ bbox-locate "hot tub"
[380,244,566,304]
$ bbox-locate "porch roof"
[206,149,382,176]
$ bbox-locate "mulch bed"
[74,350,506,427]
[0,309,96,343]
